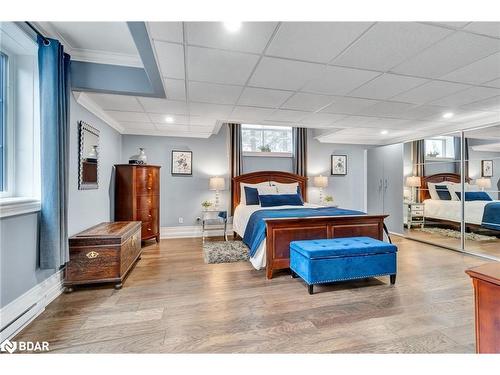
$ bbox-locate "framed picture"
[171,150,192,176]
[481,160,493,177]
[331,155,347,175]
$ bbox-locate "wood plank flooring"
[14,236,492,353]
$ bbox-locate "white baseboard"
[160,224,233,239]
[0,270,64,343]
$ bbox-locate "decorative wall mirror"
[78,121,100,190]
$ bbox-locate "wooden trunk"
[65,221,142,291]
[114,164,161,242]
[466,263,500,353]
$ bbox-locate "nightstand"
[201,210,228,241]
[404,202,425,229]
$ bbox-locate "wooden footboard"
[265,214,388,279]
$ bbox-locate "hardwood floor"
[14,236,492,353]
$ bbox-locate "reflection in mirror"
[463,124,500,259]
[403,132,463,250]
[78,121,99,190]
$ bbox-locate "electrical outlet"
[178,217,184,224]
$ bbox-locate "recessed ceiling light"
[380,130,389,135]
[442,112,454,119]
[165,116,174,123]
[223,21,242,33]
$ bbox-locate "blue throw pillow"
[435,185,452,200]
[244,186,260,205]
[455,191,492,201]
[259,193,304,207]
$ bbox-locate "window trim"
[0,50,15,199]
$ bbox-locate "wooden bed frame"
[232,171,388,279]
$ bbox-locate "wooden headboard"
[232,171,308,211]
[419,173,469,202]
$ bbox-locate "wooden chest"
[114,165,161,242]
[65,221,142,292]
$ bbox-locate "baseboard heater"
[0,301,43,343]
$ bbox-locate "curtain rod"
[25,22,50,45]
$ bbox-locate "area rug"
[203,240,250,264]
[416,227,496,241]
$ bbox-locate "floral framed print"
[331,155,347,175]
[481,160,493,177]
[171,150,192,176]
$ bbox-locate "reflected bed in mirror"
[78,121,99,190]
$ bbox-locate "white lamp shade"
[209,177,225,191]
[313,175,328,188]
[476,177,492,189]
[406,176,421,188]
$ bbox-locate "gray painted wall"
[243,155,293,174]
[0,95,122,308]
[121,127,231,227]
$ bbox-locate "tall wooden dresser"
[115,164,161,242]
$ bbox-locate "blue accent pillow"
[435,185,452,200]
[244,186,260,205]
[259,193,304,207]
[455,191,492,201]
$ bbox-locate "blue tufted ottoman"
[290,237,397,294]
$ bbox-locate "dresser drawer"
[411,210,424,216]
[141,220,158,238]
[136,168,159,196]
[136,208,157,222]
[137,195,159,210]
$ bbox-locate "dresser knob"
[148,200,151,204]
[147,187,152,190]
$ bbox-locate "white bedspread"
[233,203,320,270]
[423,199,499,225]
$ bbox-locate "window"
[425,136,456,160]
[242,124,293,156]
[0,52,6,192]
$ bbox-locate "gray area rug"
[203,240,250,264]
[417,227,496,241]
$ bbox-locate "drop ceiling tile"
[281,92,334,112]
[392,31,500,78]
[431,86,500,107]
[248,57,324,91]
[299,113,345,127]
[429,22,470,29]
[187,22,277,53]
[154,41,185,79]
[138,97,188,114]
[188,102,234,118]
[333,22,452,71]
[86,93,143,111]
[303,65,380,95]
[461,95,500,112]
[485,78,500,88]
[265,109,309,122]
[391,80,470,104]
[400,104,449,120]
[440,52,500,85]
[148,113,191,124]
[148,22,183,43]
[238,87,293,108]
[320,96,380,115]
[188,81,242,104]
[164,78,186,101]
[154,124,193,132]
[120,122,157,131]
[349,73,428,100]
[266,22,371,63]
[229,106,276,121]
[106,111,151,122]
[464,22,500,39]
[356,101,416,118]
[188,117,218,126]
[187,46,259,85]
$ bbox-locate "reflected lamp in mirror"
[209,177,225,208]
[476,177,492,191]
[406,176,421,203]
[78,121,100,190]
[313,175,328,203]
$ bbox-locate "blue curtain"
[38,36,70,269]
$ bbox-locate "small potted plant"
[201,200,213,211]
[258,144,271,152]
[324,195,334,206]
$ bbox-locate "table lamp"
[476,177,491,191]
[406,176,421,203]
[313,175,328,204]
[209,177,225,208]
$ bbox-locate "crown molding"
[73,92,125,134]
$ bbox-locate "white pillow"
[427,181,455,200]
[270,181,299,195]
[448,182,472,200]
[240,182,269,205]
[257,185,279,196]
